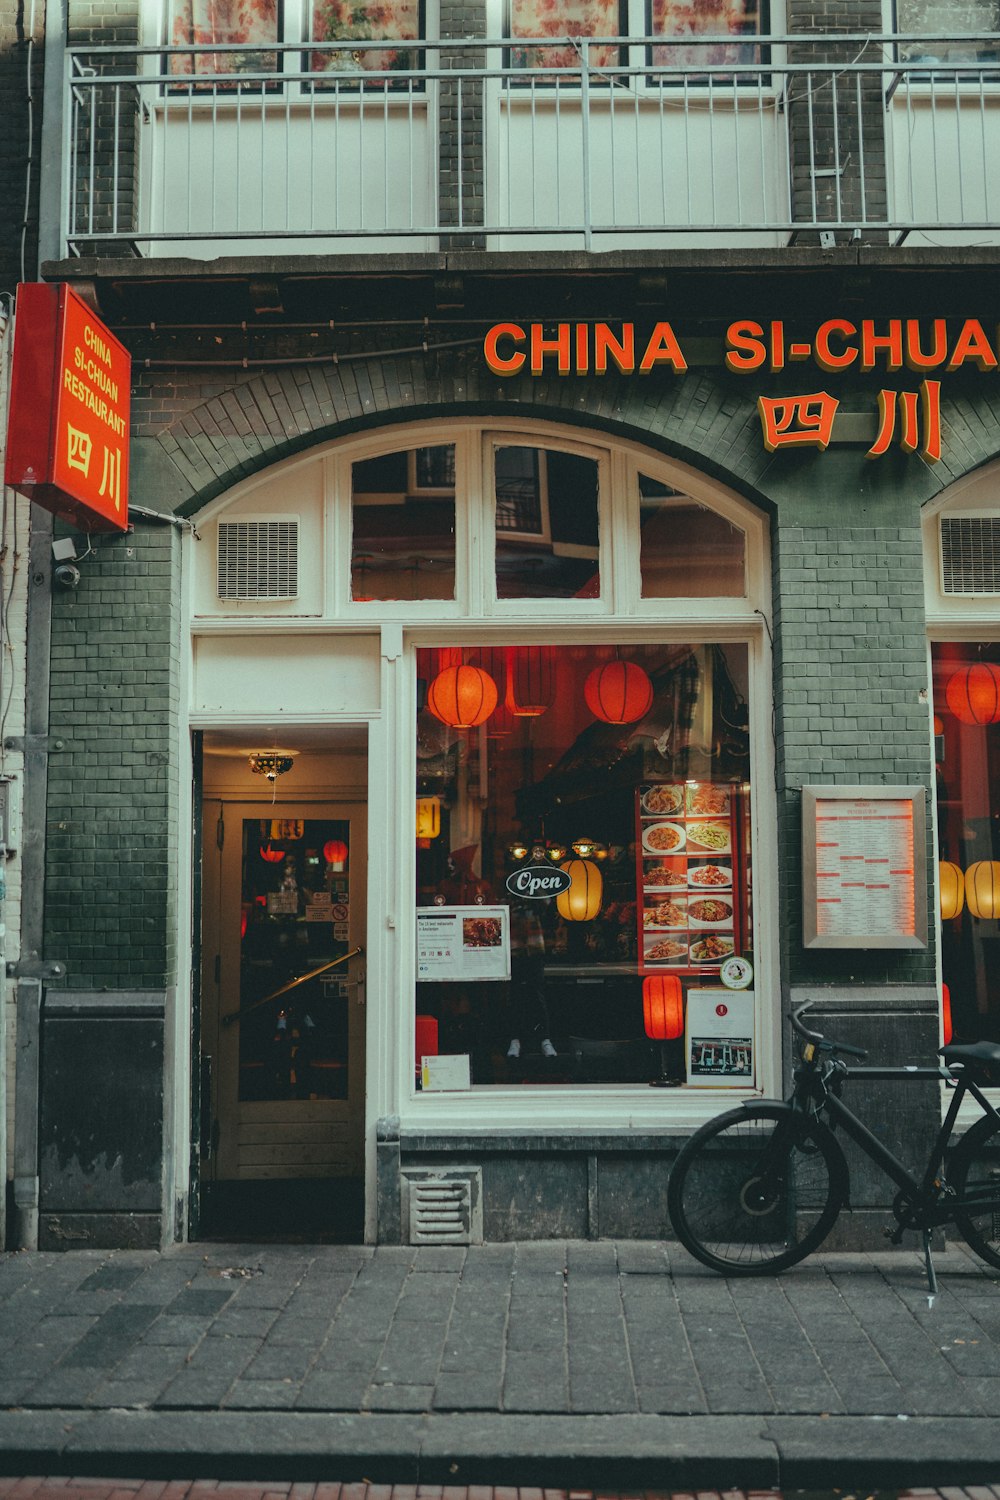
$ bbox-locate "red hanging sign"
[4,283,130,532]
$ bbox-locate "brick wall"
[0,0,44,293]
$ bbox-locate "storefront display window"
[639,474,746,598]
[494,446,600,600]
[415,641,753,1085]
[351,444,456,601]
[933,642,1000,1044]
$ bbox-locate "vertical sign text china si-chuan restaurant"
[4,283,130,532]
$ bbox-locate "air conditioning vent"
[401,1167,483,1245]
[941,515,1000,595]
[217,519,299,600]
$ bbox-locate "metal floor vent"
[401,1167,483,1245]
[941,515,1000,595]
[217,518,299,600]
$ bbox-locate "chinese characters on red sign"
[4,283,130,531]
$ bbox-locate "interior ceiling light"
[249,753,295,782]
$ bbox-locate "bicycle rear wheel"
[951,1115,1000,1270]
[667,1102,847,1274]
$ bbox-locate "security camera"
[54,563,81,589]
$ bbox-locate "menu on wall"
[802,786,927,950]
[636,782,746,973]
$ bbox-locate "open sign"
[505,864,572,900]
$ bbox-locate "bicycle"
[666,1001,1000,1302]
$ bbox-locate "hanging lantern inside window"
[584,659,654,725]
[939,861,965,920]
[505,646,555,716]
[945,663,1000,726]
[643,974,684,1088]
[942,982,953,1046]
[478,647,516,737]
[416,796,441,840]
[965,860,1000,919]
[323,839,349,869]
[556,858,603,921]
[260,845,285,864]
[426,664,498,728]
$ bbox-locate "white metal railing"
[62,34,1000,255]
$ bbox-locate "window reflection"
[415,642,753,1086]
[639,474,746,599]
[495,447,600,600]
[351,445,456,601]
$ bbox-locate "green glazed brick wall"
[45,522,183,989]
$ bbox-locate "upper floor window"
[505,0,766,71]
[895,0,1000,65]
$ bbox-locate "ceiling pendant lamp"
[426,663,498,729]
[939,861,965,921]
[555,858,603,921]
[479,648,516,737]
[965,860,1000,919]
[584,658,654,725]
[945,662,1000,725]
[505,645,555,716]
[259,845,285,864]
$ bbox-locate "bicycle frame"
[801,1061,1000,1224]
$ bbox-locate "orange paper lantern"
[642,974,684,1040]
[945,663,1000,726]
[505,646,555,716]
[584,660,654,725]
[259,845,284,863]
[323,839,348,866]
[415,1014,439,1069]
[556,858,603,921]
[942,982,953,1046]
[427,664,498,728]
[966,860,1000,919]
[939,861,965,920]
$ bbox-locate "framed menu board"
[802,786,927,950]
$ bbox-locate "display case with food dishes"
[642,821,686,854]
[640,783,684,817]
[685,782,731,817]
[686,820,731,854]
[644,934,689,964]
[687,896,734,927]
[689,933,736,964]
[688,861,732,889]
[643,896,688,930]
[642,861,688,891]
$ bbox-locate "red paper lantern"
[945,663,1000,726]
[323,839,349,865]
[942,982,953,1046]
[505,646,555,716]
[642,975,685,1040]
[415,1014,439,1069]
[427,664,498,728]
[259,845,284,864]
[585,660,654,725]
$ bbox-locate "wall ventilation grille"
[217,519,299,600]
[402,1167,483,1246]
[941,515,1000,595]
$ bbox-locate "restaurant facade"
[5,0,1000,1250]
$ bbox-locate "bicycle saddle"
[941,1040,1000,1081]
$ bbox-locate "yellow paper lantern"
[556,858,603,922]
[966,861,1000,919]
[416,796,441,840]
[939,861,965,920]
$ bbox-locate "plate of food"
[688,862,732,889]
[645,936,688,963]
[690,933,735,964]
[687,897,734,927]
[641,784,684,817]
[642,822,686,854]
[686,820,731,854]
[642,863,687,890]
[686,783,730,817]
[643,897,688,930]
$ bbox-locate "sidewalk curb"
[0,1411,999,1488]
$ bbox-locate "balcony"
[64,34,1000,257]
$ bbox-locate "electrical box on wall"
[0,775,19,856]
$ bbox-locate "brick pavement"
[2,1242,1000,1487]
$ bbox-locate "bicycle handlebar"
[791,1002,869,1059]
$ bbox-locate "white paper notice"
[416,905,511,982]
[814,798,916,940]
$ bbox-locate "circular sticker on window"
[720,955,753,990]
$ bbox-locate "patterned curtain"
[169,0,278,77]
[509,0,622,70]
[650,0,762,68]
[310,0,421,75]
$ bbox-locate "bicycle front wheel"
[667,1102,848,1275]
[951,1115,1000,1271]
